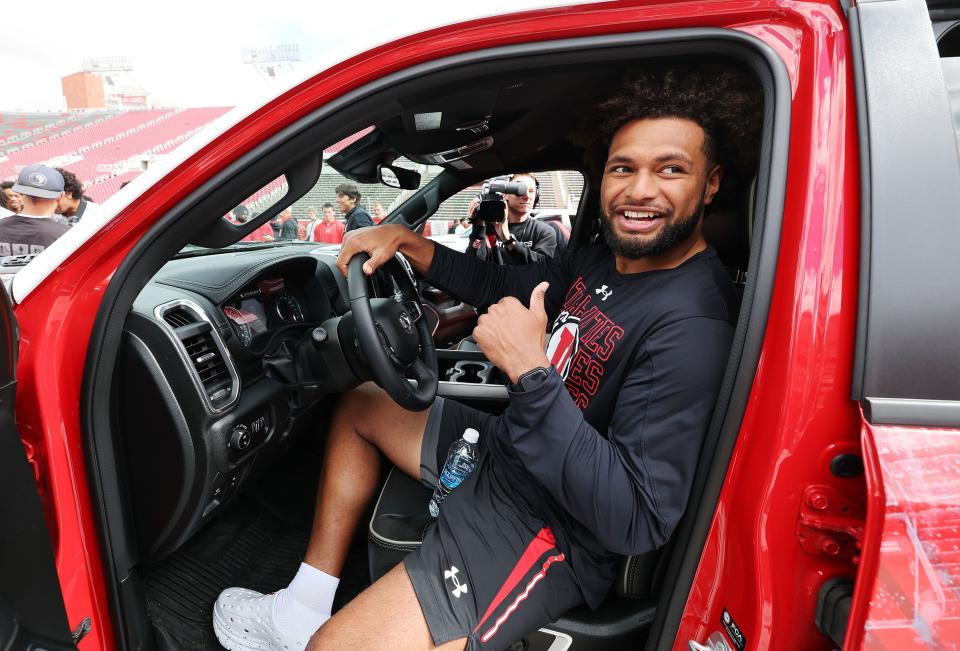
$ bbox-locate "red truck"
[2,0,959,649]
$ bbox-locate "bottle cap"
[463,427,480,444]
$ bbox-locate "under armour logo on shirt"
[444,566,469,598]
[595,285,613,301]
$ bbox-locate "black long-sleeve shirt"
[467,217,558,264]
[426,242,737,606]
[344,206,374,232]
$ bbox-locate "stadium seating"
[0,108,232,200]
[0,111,121,152]
[0,112,71,143]
[0,110,582,215]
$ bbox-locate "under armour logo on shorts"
[444,566,469,599]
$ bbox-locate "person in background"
[0,185,13,218]
[278,207,300,240]
[371,202,387,225]
[466,172,558,265]
[1,182,23,214]
[0,164,71,254]
[335,183,374,232]
[305,207,320,238]
[55,168,100,224]
[310,203,345,244]
[237,205,275,242]
[454,217,471,236]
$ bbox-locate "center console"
[436,349,509,402]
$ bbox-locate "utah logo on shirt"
[546,315,580,380]
[546,277,625,409]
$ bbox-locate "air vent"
[183,332,231,401]
[163,308,195,328]
[155,299,239,411]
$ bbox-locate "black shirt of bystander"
[344,205,374,232]
[468,216,558,265]
[0,214,71,255]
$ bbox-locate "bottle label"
[439,454,474,491]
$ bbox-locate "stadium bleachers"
[0,110,583,215]
[84,171,140,204]
[63,107,232,188]
[0,111,121,152]
[0,108,232,200]
[0,110,174,180]
[0,111,71,142]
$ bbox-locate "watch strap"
[511,366,551,392]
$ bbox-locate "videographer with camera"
[467,172,558,264]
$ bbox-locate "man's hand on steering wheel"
[336,224,436,278]
[344,249,438,410]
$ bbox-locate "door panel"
[0,284,76,650]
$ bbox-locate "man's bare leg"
[307,563,466,651]
[304,382,432,576]
[213,382,433,651]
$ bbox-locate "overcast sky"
[1,0,586,112]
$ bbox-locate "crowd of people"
[0,164,566,264]
[0,163,101,256]
[0,171,391,258]
[229,183,388,245]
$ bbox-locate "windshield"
[177,152,443,256]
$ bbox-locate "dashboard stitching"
[155,253,308,297]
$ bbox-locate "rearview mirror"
[378,164,421,190]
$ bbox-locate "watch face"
[516,366,550,391]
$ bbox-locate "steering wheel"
[347,252,438,410]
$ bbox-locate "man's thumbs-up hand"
[473,282,552,385]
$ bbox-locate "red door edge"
[843,415,885,651]
[848,414,960,649]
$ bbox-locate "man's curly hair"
[582,64,763,179]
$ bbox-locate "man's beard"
[600,194,705,260]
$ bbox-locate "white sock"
[271,563,340,639]
[287,562,340,614]
[272,589,330,642]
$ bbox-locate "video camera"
[473,178,529,223]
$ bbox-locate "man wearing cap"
[0,164,71,255]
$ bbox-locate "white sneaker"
[213,587,311,651]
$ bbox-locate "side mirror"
[378,164,421,190]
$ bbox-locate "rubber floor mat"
[143,502,308,650]
[143,498,372,650]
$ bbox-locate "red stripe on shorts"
[479,552,566,643]
[473,527,559,637]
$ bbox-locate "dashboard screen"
[239,297,268,327]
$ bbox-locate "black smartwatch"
[504,235,518,249]
[510,366,551,392]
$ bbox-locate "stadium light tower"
[241,44,300,85]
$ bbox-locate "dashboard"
[118,244,351,560]
[223,278,306,348]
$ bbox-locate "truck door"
[0,279,77,650]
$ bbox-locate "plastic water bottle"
[428,428,480,517]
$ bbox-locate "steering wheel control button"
[311,327,328,345]
[229,425,252,451]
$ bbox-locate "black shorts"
[404,397,584,650]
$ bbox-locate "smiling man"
[336,182,375,232]
[213,64,760,651]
